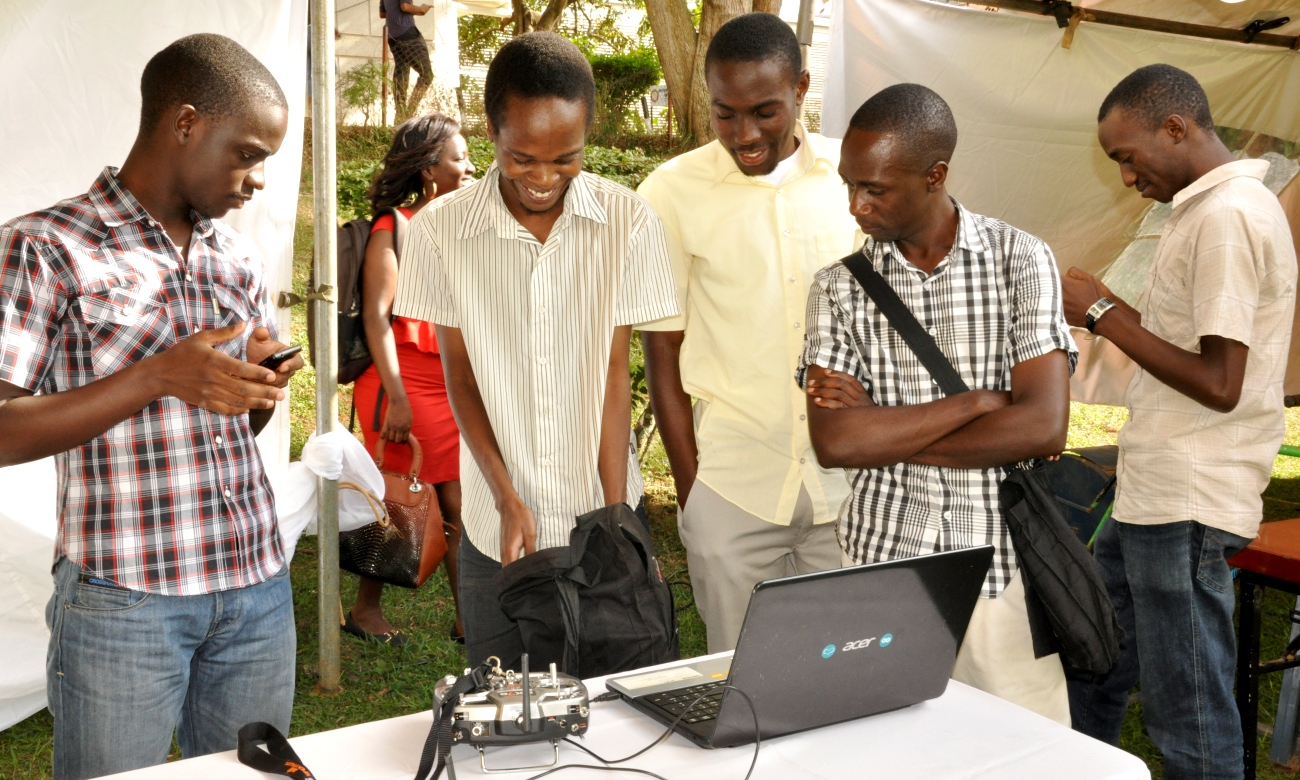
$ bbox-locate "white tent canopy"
[822,0,1300,400]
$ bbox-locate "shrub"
[338,61,390,128]
[582,146,666,190]
[337,160,383,222]
[587,49,662,143]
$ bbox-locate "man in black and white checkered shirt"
[796,85,1077,723]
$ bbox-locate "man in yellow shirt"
[638,13,858,653]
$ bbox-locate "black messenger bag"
[494,503,679,679]
[840,251,1122,677]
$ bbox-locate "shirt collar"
[459,164,607,241]
[88,166,216,239]
[709,122,832,187]
[867,200,988,270]
[1171,158,1270,211]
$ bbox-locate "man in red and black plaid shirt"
[0,35,304,780]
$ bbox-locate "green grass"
[7,137,1300,780]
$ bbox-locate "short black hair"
[704,12,802,84]
[848,83,958,172]
[1097,64,1214,133]
[139,34,287,134]
[484,31,595,130]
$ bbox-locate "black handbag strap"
[237,722,316,779]
[413,660,494,780]
[840,251,970,397]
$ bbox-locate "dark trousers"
[388,30,431,119]
[458,500,649,670]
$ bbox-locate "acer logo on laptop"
[823,632,895,657]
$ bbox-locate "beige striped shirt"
[393,165,679,560]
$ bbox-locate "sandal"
[342,611,409,647]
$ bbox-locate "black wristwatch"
[1085,297,1116,333]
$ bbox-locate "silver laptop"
[606,546,994,748]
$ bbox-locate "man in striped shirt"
[393,32,678,668]
[0,36,301,779]
[797,85,1076,723]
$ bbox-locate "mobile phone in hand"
[258,345,303,370]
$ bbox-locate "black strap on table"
[237,722,316,779]
[840,251,970,397]
[413,660,494,780]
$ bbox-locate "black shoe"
[342,611,409,647]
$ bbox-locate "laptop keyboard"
[644,681,726,725]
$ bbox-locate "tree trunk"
[685,0,750,144]
[511,0,532,35]
[534,0,574,32]
[644,0,777,146]
[643,0,697,139]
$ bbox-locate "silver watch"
[1085,297,1116,333]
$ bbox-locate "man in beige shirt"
[638,13,856,653]
[1062,65,1297,778]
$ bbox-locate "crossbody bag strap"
[237,722,316,779]
[840,251,970,397]
[391,207,409,261]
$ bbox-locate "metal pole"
[381,32,390,127]
[795,0,815,70]
[311,0,342,695]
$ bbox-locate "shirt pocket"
[1145,264,1195,346]
[815,232,855,269]
[77,285,170,377]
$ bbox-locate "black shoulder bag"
[839,252,1121,678]
[494,503,680,679]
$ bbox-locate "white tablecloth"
[101,655,1149,780]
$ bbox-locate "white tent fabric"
[822,0,1300,277]
[0,0,308,731]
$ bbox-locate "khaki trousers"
[852,545,1072,726]
[680,480,841,654]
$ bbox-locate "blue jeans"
[45,557,296,780]
[1068,520,1252,780]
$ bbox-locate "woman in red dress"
[345,114,475,645]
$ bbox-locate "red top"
[370,207,439,355]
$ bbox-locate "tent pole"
[311,0,342,695]
[978,0,1298,49]
[795,0,814,69]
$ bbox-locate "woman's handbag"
[338,434,448,589]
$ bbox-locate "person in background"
[344,113,476,647]
[638,13,853,654]
[799,84,1076,724]
[382,0,434,121]
[392,32,678,669]
[1063,64,1297,779]
[0,35,301,779]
